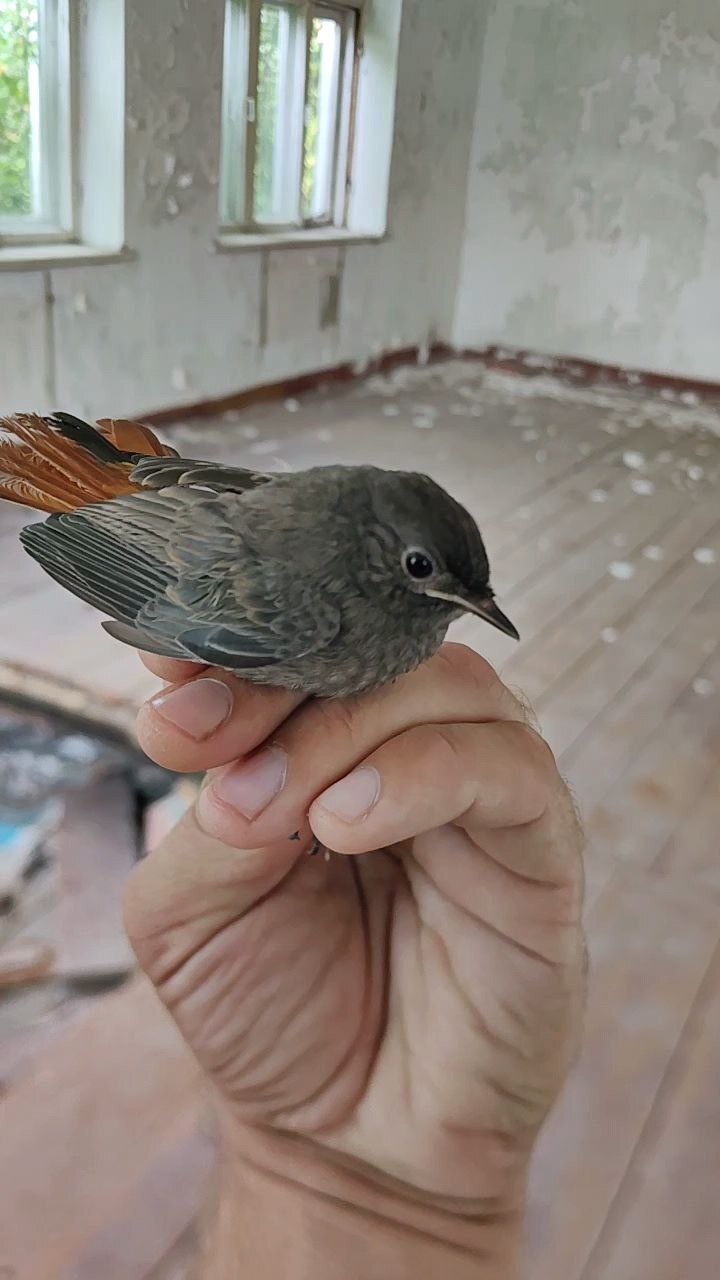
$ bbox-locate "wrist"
[201,1119,525,1280]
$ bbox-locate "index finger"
[310,719,583,888]
[138,651,208,683]
[139,642,528,778]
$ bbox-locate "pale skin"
[125,643,586,1279]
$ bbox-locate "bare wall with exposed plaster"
[453,1,720,382]
[0,0,486,419]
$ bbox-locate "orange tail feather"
[96,417,176,457]
[0,413,174,513]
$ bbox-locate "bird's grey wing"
[129,455,273,493]
[101,618,197,660]
[20,486,341,670]
[20,489,198,661]
[137,489,342,668]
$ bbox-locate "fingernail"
[210,747,288,820]
[318,766,381,823]
[150,678,233,740]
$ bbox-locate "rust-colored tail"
[0,412,176,513]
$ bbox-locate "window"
[219,0,361,234]
[0,0,73,244]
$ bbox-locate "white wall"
[453,0,720,382]
[0,0,486,420]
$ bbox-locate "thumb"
[124,802,305,984]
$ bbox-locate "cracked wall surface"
[4,0,718,414]
[453,1,720,381]
[0,0,485,419]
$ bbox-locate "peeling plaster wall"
[0,0,485,418]
[453,1,720,382]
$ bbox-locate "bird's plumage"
[0,412,176,511]
[1,411,517,697]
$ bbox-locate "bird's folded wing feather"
[20,486,340,669]
[130,456,273,492]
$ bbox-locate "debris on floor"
[0,699,180,989]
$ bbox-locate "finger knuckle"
[508,719,557,776]
[436,642,500,697]
[506,683,541,731]
[306,694,361,747]
[496,721,560,821]
[560,777,586,847]
[122,867,168,970]
[418,723,466,777]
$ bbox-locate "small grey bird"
[0,412,518,697]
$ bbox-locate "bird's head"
[367,470,519,640]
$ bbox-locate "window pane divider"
[326,5,350,226]
[243,0,262,226]
[340,6,360,226]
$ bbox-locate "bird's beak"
[467,595,520,640]
[425,589,520,640]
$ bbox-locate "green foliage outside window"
[252,2,327,223]
[253,2,280,220]
[0,0,37,217]
[302,21,322,216]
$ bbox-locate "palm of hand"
[137,816,581,1204]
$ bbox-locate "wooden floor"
[1,358,719,1279]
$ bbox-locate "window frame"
[0,0,75,247]
[219,0,363,237]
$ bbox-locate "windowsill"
[0,243,135,272]
[215,228,387,253]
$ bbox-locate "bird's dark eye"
[403,548,435,580]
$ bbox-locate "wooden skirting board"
[141,341,720,427]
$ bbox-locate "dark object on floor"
[0,706,123,812]
[0,697,180,981]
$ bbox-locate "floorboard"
[1,360,718,1278]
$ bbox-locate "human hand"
[125,644,585,1277]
